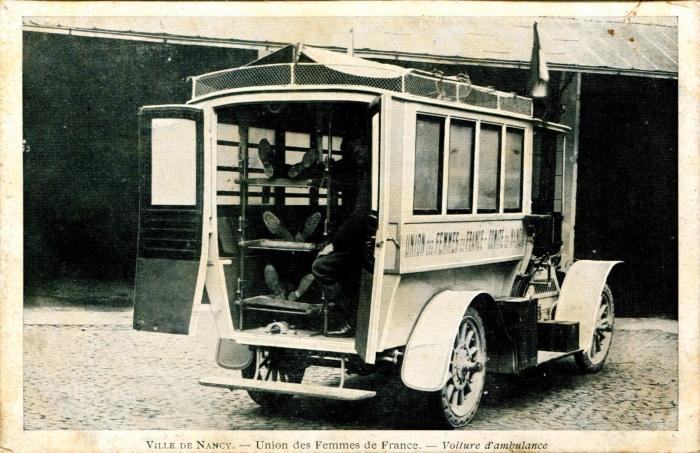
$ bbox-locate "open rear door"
[133,105,206,335]
[355,95,388,362]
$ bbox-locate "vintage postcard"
[1,2,698,452]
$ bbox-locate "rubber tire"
[241,349,305,407]
[433,307,487,429]
[574,285,614,373]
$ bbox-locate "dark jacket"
[330,160,371,252]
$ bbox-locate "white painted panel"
[217,195,240,205]
[151,118,197,205]
[287,152,304,165]
[247,196,264,205]
[400,219,526,272]
[286,131,310,148]
[286,198,310,206]
[248,127,275,170]
[322,135,343,151]
[248,127,275,145]
[218,123,239,142]
[285,187,309,195]
[371,112,380,212]
[217,171,239,192]
[217,144,238,168]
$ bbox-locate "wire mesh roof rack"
[190,45,533,117]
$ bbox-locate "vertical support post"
[347,28,355,57]
[322,291,329,336]
[309,123,320,207]
[274,128,286,206]
[323,110,334,336]
[560,72,582,268]
[316,108,325,165]
[237,120,249,328]
[323,110,333,245]
[339,354,346,388]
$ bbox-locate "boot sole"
[296,212,322,242]
[288,149,318,178]
[263,212,294,242]
[264,265,286,300]
[257,139,278,178]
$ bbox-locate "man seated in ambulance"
[312,135,371,336]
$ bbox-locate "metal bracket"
[387,237,401,249]
[339,354,346,388]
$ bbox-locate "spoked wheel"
[434,307,487,429]
[241,348,305,407]
[575,285,614,373]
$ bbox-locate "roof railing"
[191,63,533,116]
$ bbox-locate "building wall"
[23,32,256,287]
[23,33,678,318]
[576,74,678,318]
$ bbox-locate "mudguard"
[216,338,253,370]
[401,291,490,392]
[555,260,621,351]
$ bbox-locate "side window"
[151,118,197,205]
[504,128,524,212]
[532,129,559,214]
[411,114,526,216]
[413,115,444,214]
[477,124,501,213]
[447,120,475,213]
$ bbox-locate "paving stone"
[24,307,678,430]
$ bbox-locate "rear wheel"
[434,307,487,429]
[575,285,614,373]
[241,348,305,406]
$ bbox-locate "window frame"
[445,117,476,215]
[476,122,503,214]
[412,114,445,215]
[408,105,531,221]
[502,126,526,213]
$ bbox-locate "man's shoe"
[325,320,354,337]
[288,274,315,301]
[262,211,294,242]
[258,139,278,178]
[288,149,318,178]
[264,265,287,300]
[295,212,322,242]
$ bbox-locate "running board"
[537,349,581,365]
[199,376,376,401]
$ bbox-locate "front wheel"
[434,307,487,429]
[241,348,305,407]
[574,285,614,373]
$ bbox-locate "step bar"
[199,376,376,401]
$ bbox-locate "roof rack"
[190,45,533,117]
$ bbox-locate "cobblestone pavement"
[23,306,678,431]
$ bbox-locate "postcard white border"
[1,2,698,452]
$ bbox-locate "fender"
[555,260,622,351]
[401,290,515,392]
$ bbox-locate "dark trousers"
[312,251,360,311]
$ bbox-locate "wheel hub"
[452,343,482,391]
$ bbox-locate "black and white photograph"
[1,2,698,452]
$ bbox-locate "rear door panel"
[133,106,205,335]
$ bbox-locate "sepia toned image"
[2,3,699,453]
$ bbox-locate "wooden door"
[133,105,206,335]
